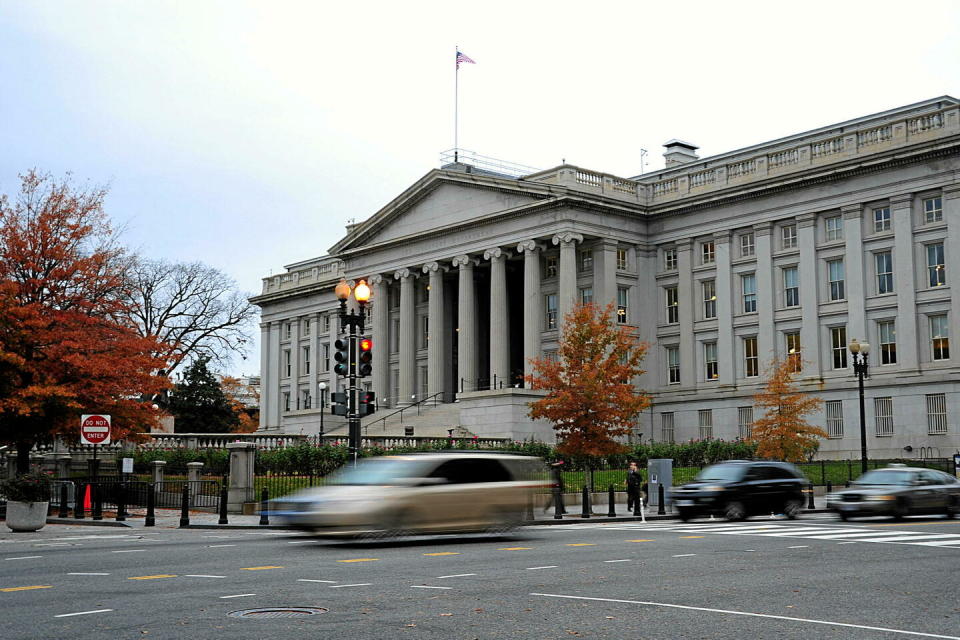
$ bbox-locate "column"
[754,223,775,366]
[892,194,919,373]
[267,322,281,427]
[259,322,270,429]
[308,313,318,410]
[370,275,389,406]
[423,262,447,397]
[552,232,583,326]
[485,247,510,388]
[289,316,301,407]
[714,231,735,385]
[453,255,478,392]
[395,268,417,403]
[843,205,866,348]
[517,241,543,380]
[945,185,960,346]
[797,213,822,378]
[676,239,695,387]
[635,242,658,392]
[593,238,618,309]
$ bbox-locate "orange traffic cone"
[83,484,92,511]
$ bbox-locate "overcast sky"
[1,1,958,376]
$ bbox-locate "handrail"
[364,392,445,434]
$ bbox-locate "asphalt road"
[2,514,960,639]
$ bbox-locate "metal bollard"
[259,488,269,526]
[826,480,833,493]
[553,484,563,520]
[92,484,102,521]
[218,486,229,525]
[657,484,666,515]
[607,485,616,517]
[74,482,85,519]
[179,483,190,528]
[525,492,534,522]
[145,483,155,527]
[845,481,850,488]
[116,482,126,522]
[807,483,815,510]
[581,484,591,519]
[58,483,69,518]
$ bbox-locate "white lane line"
[297,579,338,583]
[530,593,960,640]
[437,573,477,579]
[54,609,114,618]
[329,583,371,588]
[603,559,632,563]
[219,593,256,599]
[672,554,696,558]
[526,566,558,570]
[837,542,858,545]
[788,545,809,549]
[287,541,311,544]
[207,545,237,548]
[6,556,42,560]
[35,543,74,547]
[410,585,452,590]
[854,534,960,543]
[111,549,145,553]
[185,575,227,578]
[804,531,904,539]
[68,572,110,576]
[911,541,960,548]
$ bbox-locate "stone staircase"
[319,400,474,438]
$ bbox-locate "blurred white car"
[269,453,546,538]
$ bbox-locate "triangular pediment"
[331,170,553,253]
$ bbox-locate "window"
[704,342,718,380]
[661,412,675,443]
[744,337,759,377]
[616,248,628,271]
[783,267,799,307]
[873,207,891,233]
[786,332,801,372]
[924,196,943,223]
[782,224,798,249]
[831,326,847,369]
[701,241,715,265]
[419,365,428,398]
[931,314,950,360]
[825,216,843,242]
[698,409,713,440]
[390,285,401,309]
[545,256,558,278]
[875,251,893,294]
[702,280,716,319]
[616,287,629,324]
[544,350,558,362]
[740,232,755,257]
[282,391,290,412]
[545,294,558,329]
[284,322,292,339]
[284,350,291,377]
[303,318,310,336]
[663,248,677,270]
[741,274,757,313]
[301,390,311,410]
[579,249,593,271]
[420,316,429,349]
[666,346,680,384]
[302,346,311,375]
[927,243,946,287]
[322,343,331,371]
[579,287,593,305]
[737,406,753,440]
[879,321,896,365]
[322,314,331,332]
[665,287,679,324]
[418,279,429,303]
[825,400,843,439]
[874,397,894,437]
[828,259,845,301]
[927,394,948,434]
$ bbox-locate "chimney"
[663,139,699,168]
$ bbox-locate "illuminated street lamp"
[334,278,372,463]
[849,338,871,474]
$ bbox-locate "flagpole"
[454,45,459,163]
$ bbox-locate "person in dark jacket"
[626,460,643,515]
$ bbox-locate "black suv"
[670,460,807,521]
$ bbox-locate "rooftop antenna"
[639,148,649,175]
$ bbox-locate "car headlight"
[866,495,896,502]
[704,485,725,492]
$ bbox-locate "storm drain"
[228,607,328,619]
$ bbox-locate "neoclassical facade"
[252,96,960,459]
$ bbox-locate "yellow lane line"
[423,552,460,556]
[128,575,177,580]
[680,536,705,539]
[627,539,654,542]
[566,543,595,547]
[240,566,284,571]
[498,547,532,551]
[1,585,52,592]
[336,558,379,563]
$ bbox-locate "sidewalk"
[40,496,831,530]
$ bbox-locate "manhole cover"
[228,607,328,619]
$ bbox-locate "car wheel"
[723,501,746,522]
[783,499,803,520]
[838,511,850,521]
[486,508,522,535]
[677,508,692,522]
[892,499,909,521]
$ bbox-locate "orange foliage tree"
[749,358,826,462]
[220,375,260,433]
[0,171,168,472]
[526,302,650,458]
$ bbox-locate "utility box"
[647,458,674,509]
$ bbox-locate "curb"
[46,518,132,528]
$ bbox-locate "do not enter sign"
[80,414,111,445]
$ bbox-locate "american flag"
[456,50,475,69]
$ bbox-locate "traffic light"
[331,391,348,416]
[359,391,376,417]
[333,338,350,376]
[358,337,373,377]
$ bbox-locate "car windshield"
[327,458,430,486]
[695,464,746,482]
[853,470,914,486]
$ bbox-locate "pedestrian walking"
[545,460,566,514]
[626,460,643,515]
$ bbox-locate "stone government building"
[251,96,960,460]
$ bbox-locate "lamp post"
[318,382,327,438]
[334,278,372,464]
[849,338,871,474]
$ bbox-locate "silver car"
[826,465,960,521]
[269,453,545,538]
